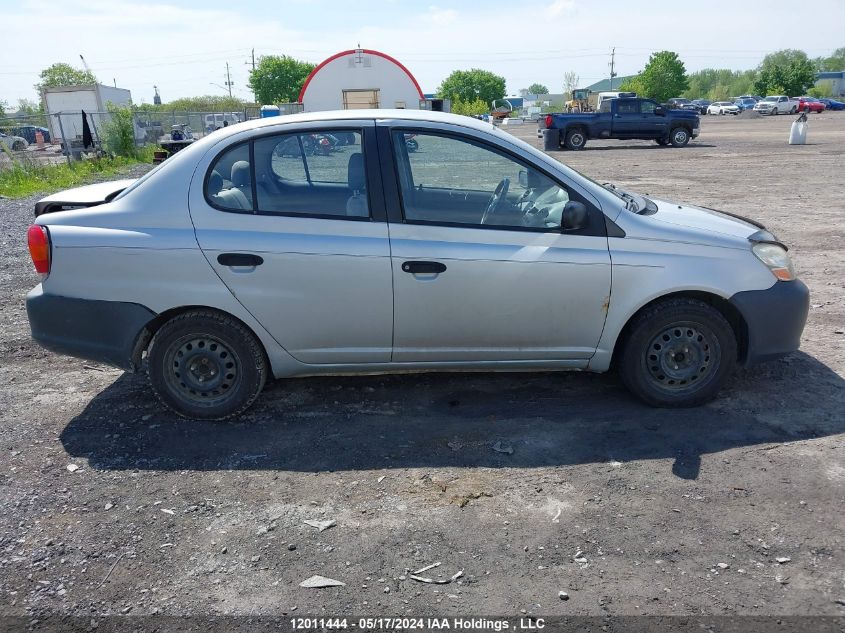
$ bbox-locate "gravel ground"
[0,117,843,626]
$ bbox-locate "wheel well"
[130,305,269,371]
[610,291,748,369]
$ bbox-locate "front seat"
[345,153,368,217]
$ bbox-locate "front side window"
[640,101,657,114]
[393,131,570,230]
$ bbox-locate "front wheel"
[618,298,737,407]
[669,127,690,147]
[148,310,268,420]
[563,128,587,150]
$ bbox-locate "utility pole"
[224,62,233,98]
[245,48,256,103]
[609,47,617,91]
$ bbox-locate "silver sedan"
[26,110,809,419]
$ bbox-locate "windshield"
[762,97,777,102]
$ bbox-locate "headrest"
[347,153,365,191]
[231,161,251,189]
[208,170,223,195]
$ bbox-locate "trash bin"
[789,112,808,145]
[543,128,560,151]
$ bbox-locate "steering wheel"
[480,178,509,225]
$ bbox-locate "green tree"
[625,51,689,103]
[451,97,489,116]
[248,55,315,104]
[0,100,6,117]
[17,98,43,115]
[101,104,138,158]
[438,69,506,106]
[134,95,250,112]
[754,49,816,96]
[816,47,845,71]
[36,63,97,91]
[527,83,549,95]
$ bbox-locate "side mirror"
[518,169,528,188]
[654,106,666,116]
[562,201,588,231]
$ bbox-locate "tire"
[563,128,587,150]
[669,127,690,147]
[618,298,738,407]
[790,106,797,114]
[771,109,777,116]
[12,141,25,151]
[147,310,268,420]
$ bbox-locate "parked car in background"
[707,101,740,115]
[26,109,808,418]
[691,99,711,114]
[2,125,52,144]
[666,98,700,112]
[736,95,760,102]
[819,98,845,111]
[733,98,757,111]
[795,97,825,113]
[753,96,798,115]
[0,132,28,150]
[544,97,700,149]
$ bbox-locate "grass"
[0,145,157,199]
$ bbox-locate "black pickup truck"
[543,97,700,150]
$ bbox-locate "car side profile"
[707,102,739,115]
[26,110,809,419]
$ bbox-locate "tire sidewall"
[670,127,690,147]
[620,301,737,407]
[148,313,266,420]
[565,129,586,150]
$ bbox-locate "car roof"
[216,109,497,137]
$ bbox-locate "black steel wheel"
[564,128,587,150]
[148,310,267,420]
[619,298,737,407]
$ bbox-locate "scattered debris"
[492,441,514,455]
[410,569,463,585]
[98,553,125,588]
[161,508,175,515]
[304,519,336,532]
[66,464,80,473]
[775,574,790,585]
[559,591,569,601]
[104,503,113,511]
[717,563,730,570]
[552,507,562,523]
[776,557,791,564]
[378,476,386,483]
[413,562,441,575]
[299,575,345,589]
[287,543,297,551]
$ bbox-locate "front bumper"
[729,280,810,367]
[26,287,156,371]
[691,127,700,138]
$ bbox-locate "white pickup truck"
[753,96,798,115]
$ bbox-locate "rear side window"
[205,130,369,219]
[207,143,253,212]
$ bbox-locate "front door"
[189,122,393,364]
[384,129,612,363]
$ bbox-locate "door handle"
[402,260,447,274]
[217,253,264,267]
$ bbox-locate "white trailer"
[42,84,132,143]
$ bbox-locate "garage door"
[343,89,380,109]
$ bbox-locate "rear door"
[188,121,394,364]
[609,99,644,138]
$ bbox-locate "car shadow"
[60,351,844,480]
[547,143,718,152]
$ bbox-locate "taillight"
[545,115,553,129]
[27,224,50,274]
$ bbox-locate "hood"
[34,178,137,217]
[631,198,769,247]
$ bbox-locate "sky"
[0,0,842,107]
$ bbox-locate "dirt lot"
[1,114,844,627]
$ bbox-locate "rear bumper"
[26,287,156,371]
[729,280,810,367]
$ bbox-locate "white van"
[203,112,242,131]
[596,91,636,110]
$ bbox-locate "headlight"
[752,243,795,281]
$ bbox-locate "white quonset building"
[298,48,424,112]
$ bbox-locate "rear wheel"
[148,310,268,420]
[619,298,737,407]
[12,141,25,150]
[564,128,587,150]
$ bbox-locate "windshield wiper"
[603,183,639,212]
